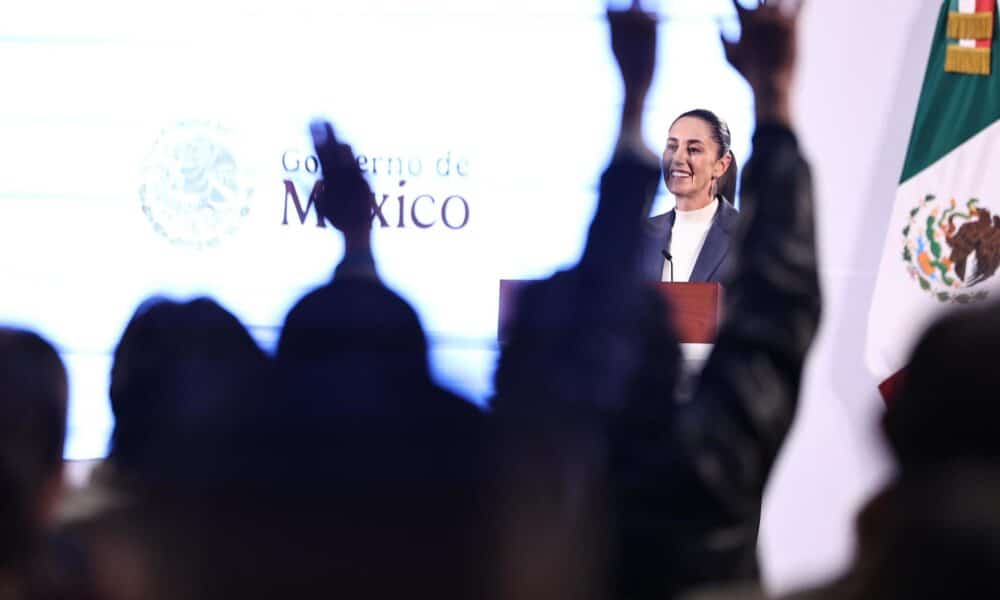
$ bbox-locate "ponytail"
[716,150,739,205]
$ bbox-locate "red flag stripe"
[978,0,993,48]
[879,368,907,406]
[975,0,994,46]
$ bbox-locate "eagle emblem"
[139,121,254,249]
[902,194,998,304]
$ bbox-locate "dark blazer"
[639,199,741,282]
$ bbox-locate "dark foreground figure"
[493,2,819,599]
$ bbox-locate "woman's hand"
[723,0,804,125]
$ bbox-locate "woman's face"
[662,117,729,203]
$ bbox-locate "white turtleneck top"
[661,198,719,283]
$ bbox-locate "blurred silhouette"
[773,243,1000,600]
[273,120,485,485]
[61,252,487,599]
[51,120,492,600]
[853,463,1000,599]
[883,299,1000,471]
[779,463,1000,600]
[274,276,485,489]
[42,298,274,600]
[494,2,819,599]
[107,296,271,487]
[260,121,490,599]
[0,328,68,592]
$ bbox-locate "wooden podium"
[498,280,723,344]
[656,282,723,343]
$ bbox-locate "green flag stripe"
[900,0,1000,183]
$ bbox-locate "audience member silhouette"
[272,121,485,487]
[107,296,271,487]
[883,299,1000,471]
[250,121,490,599]
[37,296,280,599]
[779,462,1000,600]
[494,3,819,599]
[848,463,1000,600]
[0,328,68,594]
[59,276,486,600]
[45,124,492,600]
[775,299,1000,600]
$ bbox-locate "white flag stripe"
[959,0,976,13]
[960,39,978,47]
[866,118,1000,379]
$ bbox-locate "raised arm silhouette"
[493,2,819,598]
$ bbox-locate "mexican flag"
[866,0,1000,395]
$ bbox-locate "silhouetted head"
[490,273,680,600]
[0,327,67,570]
[109,297,269,484]
[883,301,1000,472]
[274,279,484,490]
[664,109,738,209]
[493,272,679,424]
[276,279,431,418]
[853,463,1000,599]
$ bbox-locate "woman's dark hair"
[673,108,739,205]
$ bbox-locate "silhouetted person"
[50,296,274,598]
[58,126,489,600]
[883,299,1000,471]
[494,3,819,599]
[263,122,489,599]
[779,462,1000,600]
[273,121,484,480]
[775,242,1000,600]
[59,291,460,600]
[855,463,1000,600]
[0,328,68,597]
[107,296,270,487]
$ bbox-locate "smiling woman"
[640,108,741,283]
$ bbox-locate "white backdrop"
[0,0,943,594]
[0,0,753,457]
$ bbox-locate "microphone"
[661,249,674,283]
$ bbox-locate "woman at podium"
[639,109,741,283]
